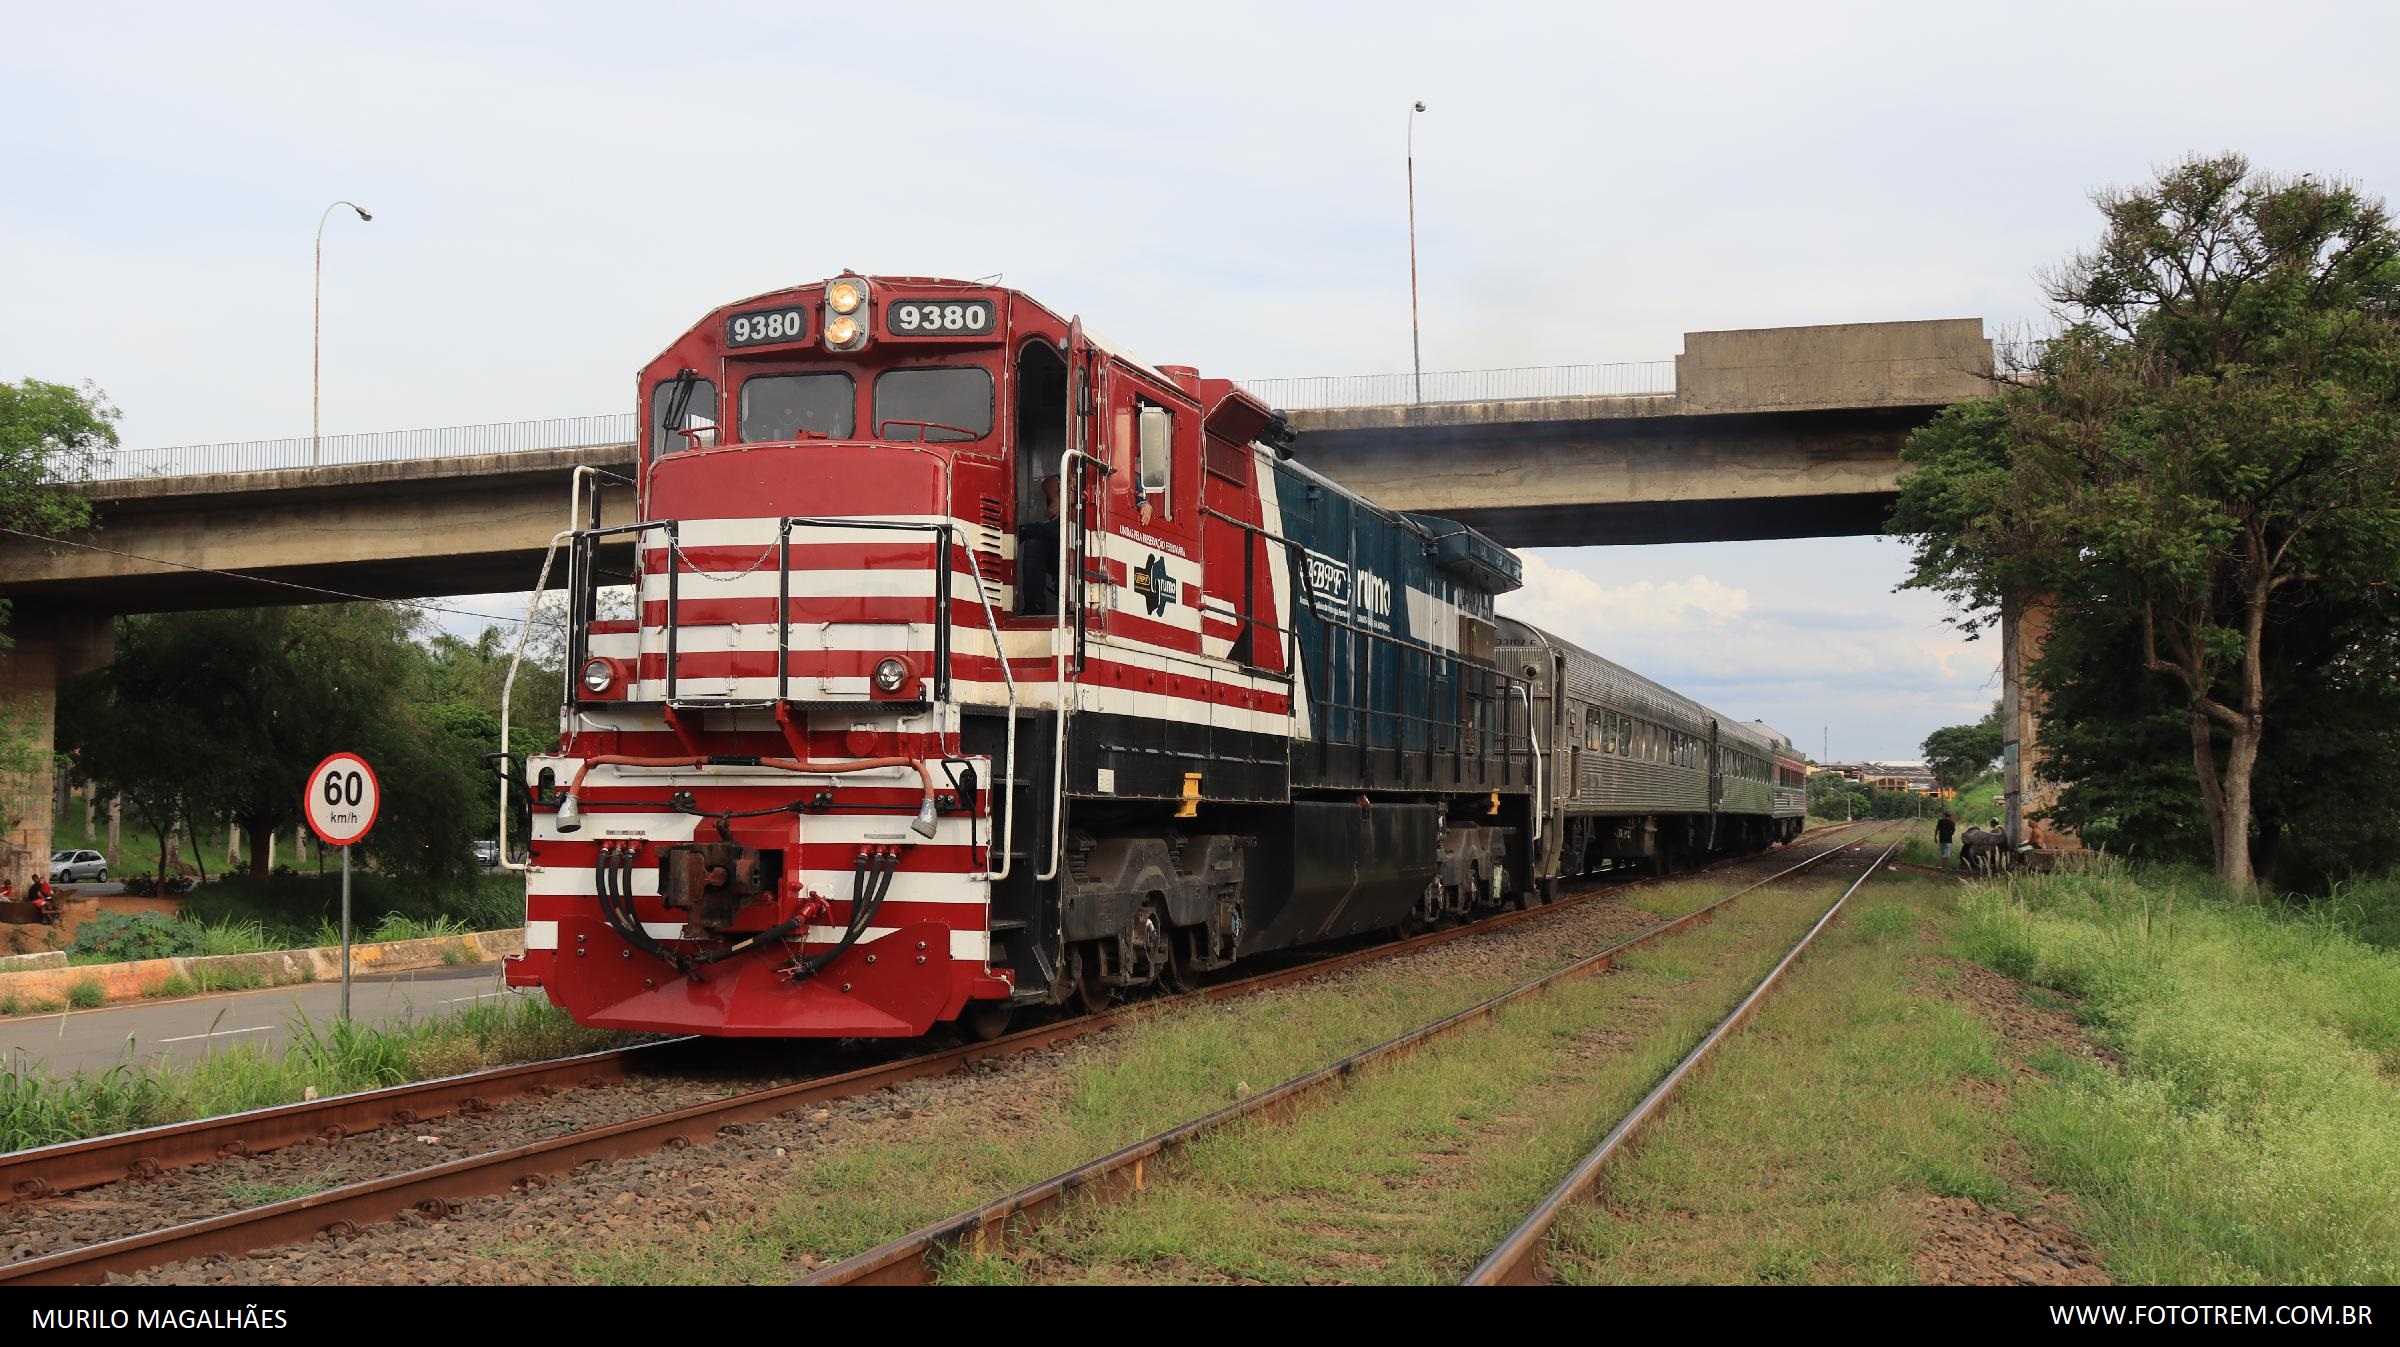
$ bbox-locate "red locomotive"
[501,274,1786,1040]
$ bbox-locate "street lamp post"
[1407,100,1426,404]
[314,201,373,467]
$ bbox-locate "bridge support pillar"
[2001,596,2076,851]
[0,608,115,881]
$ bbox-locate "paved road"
[1,962,529,1078]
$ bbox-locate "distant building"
[1816,761,1939,794]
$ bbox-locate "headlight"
[873,658,908,693]
[826,279,865,314]
[826,314,860,347]
[581,658,615,695]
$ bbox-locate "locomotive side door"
[1094,365,1205,657]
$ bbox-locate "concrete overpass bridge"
[0,317,2004,867]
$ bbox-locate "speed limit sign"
[304,752,380,847]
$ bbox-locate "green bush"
[367,913,469,942]
[182,871,522,945]
[2329,875,2400,950]
[68,911,197,963]
[66,979,104,1010]
[182,918,283,958]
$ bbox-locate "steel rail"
[1,822,1857,1205]
[0,1039,681,1205]
[0,824,1865,1285]
[1462,834,1905,1286]
[798,824,1899,1286]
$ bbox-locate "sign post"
[304,752,381,1020]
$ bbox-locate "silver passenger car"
[1499,617,1805,884]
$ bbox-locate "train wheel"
[1133,900,1176,990]
[1071,946,1113,1016]
[1160,928,1198,995]
[962,1001,1014,1041]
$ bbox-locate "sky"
[5,2,2395,760]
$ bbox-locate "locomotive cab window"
[741,372,855,442]
[874,366,993,443]
[650,376,719,458]
[1137,403,1171,515]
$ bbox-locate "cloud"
[1509,555,1750,636]
[1504,541,2000,761]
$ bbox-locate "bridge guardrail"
[79,414,643,482]
[78,361,1683,483]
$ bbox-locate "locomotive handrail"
[498,463,614,875]
[1039,447,1105,883]
[957,545,1019,882]
[770,516,959,705]
[1518,683,1543,845]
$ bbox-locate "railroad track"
[0,822,1871,1286]
[797,824,1902,1286]
[1463,833,1901,1284]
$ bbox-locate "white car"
[50,849,107,884]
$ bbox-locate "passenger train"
[499,274,1809,1040]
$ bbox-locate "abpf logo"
[1304,550,1350,613]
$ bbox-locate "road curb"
[0,930,526,1012]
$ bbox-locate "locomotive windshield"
[873,366,993,442]
[740,372,855,441]
[649,376,717,456]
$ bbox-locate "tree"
[59,604,486,891]
[423,627,551,845]
[58,680,206,897]
[1921,702,2004,794]
[1890,156,2400,893]
[0,379,117,865]
[0,378,113,544]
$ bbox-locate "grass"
[0,991,625,1152]
[973,878,1864,1284]
[223,1178,329,1207]
[1947,865,2400,1284]
[66,978,104,1010]
[1531,861,2399,1286]
[484,873,1857,1285]
[363,913,472,943]
[1544,877,2015,1283]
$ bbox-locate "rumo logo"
[1355,568,1393,618]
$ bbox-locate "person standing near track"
[1935,810,1957,867]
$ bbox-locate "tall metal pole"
[314,201,373,467]
[340,844,353,1019]
[1407,101,1426,404]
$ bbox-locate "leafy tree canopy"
[1921,702,2004,794]
[1891,154,2400,892]
[59,605,490,890]
[0,378,114,540]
